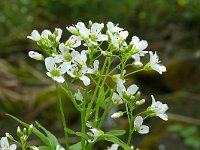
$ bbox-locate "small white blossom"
[106,144,119,150]
[75,90,83,101]
[0,137,17,150]
[130,36,148,65]
[71,50,87,67]
[54,43,73,64]
[90,22,108,43]
[107,22,124,33]
[134,116,149,134]
[65,35,81,49]
[27,30,41,41]
[148,51,166,74]
[45,57,70,83]
[88,128,104,143]
[111,111,123,118]
[112,92,123,105]
[28,51,44,61]
[150,95,168,121]
[87,60,99,74]
[67,65,90,86]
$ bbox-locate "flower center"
[64,54,72,62]
[50,69,60,76]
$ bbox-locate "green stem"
[86,57,108,120]
[124,68,144,77]
[56,83,69,149]
[61,83,81,112]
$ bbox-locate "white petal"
[54,55,64,63]
[56,28,62,41]
[158,114,168,121]
[80,75,90,86]
[42,30,52,38]
[58,62,71,74]
[91,23,103,34]
[136,40,148,51]
[139,125,149,134]
[119,31,129,39]
[134,116,143,127]
[89,128,100,138]
[1,137,9,148]
[127,84,139,95]
[45,57,56,71]
[53,76,65,83]
[97,34,108,41]
[151,95,156,104]
[130,36,139,45]
[93,60,99,71]
[27,30,40,41]
[69,35,81,48]
[59,43,68,54]
[10,144,17,150]
[110,144,119,150]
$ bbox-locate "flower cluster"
[24,21,169,149]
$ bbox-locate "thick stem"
[56,84,69,149]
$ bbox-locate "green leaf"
[99,134,131,150]
[106,130,126,136]
[69,142,82,150]
[38,146,52,150]
[65,128,88,140]
[36,121,59,148]
[6,114,49,145]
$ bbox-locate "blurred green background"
[0,0,200,149]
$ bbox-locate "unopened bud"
[28,51,44,61]
[136,99,145,105]
[28,124,33,135]
[6,133,14,141]
[111,111,123,118]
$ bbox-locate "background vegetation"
[0,0,200,149]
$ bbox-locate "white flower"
[75,90,83,101]
[45,57,70,83]
[111,111,123,118]
[66,25,79,35]
[76,22,90,40]
[87,60,99,74]
[106,144,119,150]
[88,128,104,143]
[0,137,17,150]
[27,30,41,41]
[54,43,73,64]
[130,36,148,65]
[71,50,87,67]
[67,65,90,86]
[150,95,168,121]
[65,35,81,49]
[123,84,139,97]
[28,51,44,61]
[148,51,166,74]
[134,116,149,134]
[107,22,124,33]
[56,145,65,150]
[130,36,148,55]
[112,92,123,105]
[131,54,143,66]
[90,22,108,43]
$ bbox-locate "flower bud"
[28,51,44,61]
[111,111,123,118]
[136,99,145,106]
[28,124,33,135]
[6,133,14,141]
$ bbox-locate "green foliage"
[168,124,200,149]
